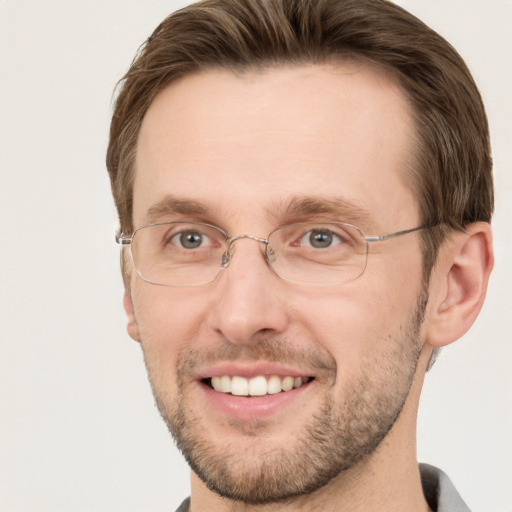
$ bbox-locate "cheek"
[291,279,420,371]
[132,286,208,369]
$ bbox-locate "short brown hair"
[107,0,493,277]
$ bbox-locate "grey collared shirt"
[175,463,471,511]
[420,463,471,511]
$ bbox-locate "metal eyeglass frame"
[116,222,432,287]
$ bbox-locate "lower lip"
[199,381,313,420]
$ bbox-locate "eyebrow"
[144,196,208,225]
[271,196,374,228]
[144,194,374,229]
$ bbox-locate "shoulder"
[420,463,471,512]
[174,497,190,512]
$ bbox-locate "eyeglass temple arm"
[364,225,431,243]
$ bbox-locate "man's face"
[128,64,429,503]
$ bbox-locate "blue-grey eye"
[172,230,208,249]
[301,229,341,249]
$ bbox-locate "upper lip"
[195,362,316,380]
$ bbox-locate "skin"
[123,63,493,511]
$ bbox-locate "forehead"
[133,63,419,231]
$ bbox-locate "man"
[106,0,494,510]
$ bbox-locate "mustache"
[177,337,337,376]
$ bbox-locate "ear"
[425,222,493,348]
[123,291,141,343]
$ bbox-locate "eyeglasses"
[116,221,430,287]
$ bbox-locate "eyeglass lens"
[127,222,369,286]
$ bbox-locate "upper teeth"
[210,375,306,396]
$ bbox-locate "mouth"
[202,375,315,397]
[197,365,319,420]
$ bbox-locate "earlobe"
[425,222,493,348]
[123,291,141,343]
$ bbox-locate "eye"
[171,230,210,249]
[300,229,343,249]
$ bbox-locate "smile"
[205,375,314,396]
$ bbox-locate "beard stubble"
[144,288,428,505]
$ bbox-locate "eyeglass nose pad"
[266,245,277,263]
[221,243,236,268]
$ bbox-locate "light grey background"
[0,1,510,511]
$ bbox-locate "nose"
[211,237,289,345]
